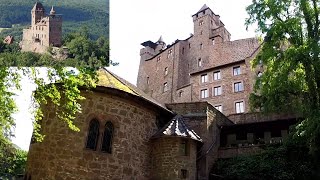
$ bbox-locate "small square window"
[235,101,244,113]
[163,82,168,92]
[200,89,208,99]
[213,71,221,80]
[214,105,222,112]
[201,74,208,83]
[233,66,241,76]
[199,20,204,26]
[213,86,222,96]
[234,82,244,92]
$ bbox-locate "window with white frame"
[164,67,168,75]
[198,58,202,67]
[213,71,221,80]
[214,105,222,112]
[213,86,222,96]
[201,74,208,83]
[234,82,244,92]
[200,89,208,99]
[233,66,241,76]
[235,101,244,113]
[163,82,168,92]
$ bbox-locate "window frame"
[233,66,241,76]
[200,74,208,83]
[213,70,221,80]
[235,101,245,113]
[200,89,209,99]
[213,86,222,96]
[234,81,244,92]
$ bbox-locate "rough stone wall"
[166,102,233,179]
[26,91,160,180]
[151,138,197,180]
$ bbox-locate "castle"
[25,5,297,180]
[20,2,62,54]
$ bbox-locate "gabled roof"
[32,2,45,11]
[151,115,202,142]
[97,68,169,111]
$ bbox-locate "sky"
[12,0,258,151]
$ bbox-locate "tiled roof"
[97,68,169,111]
[151,115,202,142]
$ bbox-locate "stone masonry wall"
[26,91,160,180]
[151,138,197,180]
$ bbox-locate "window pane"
[101,121,114,153]
[86,119,100,150]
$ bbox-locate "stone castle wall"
[26,90,161,180]
[151,138,197,180]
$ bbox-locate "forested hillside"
[0,0,109,40]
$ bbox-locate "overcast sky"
[12,0,258,150]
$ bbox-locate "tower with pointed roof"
[21,2,62,53]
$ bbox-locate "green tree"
[0,140,28,178]
[246,0,320,157]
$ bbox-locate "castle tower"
[192,4,230,44]
[31,2,45,26]
[47,6,62,47]
[151,115,202,180]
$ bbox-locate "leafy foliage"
[0,139,28,178]
[246,0,320,156]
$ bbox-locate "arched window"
[101,121,114,153]
[86,119,100,150]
